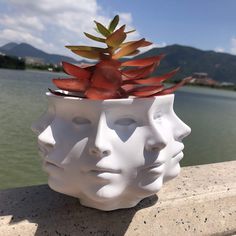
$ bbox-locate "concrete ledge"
[0,161,236,236]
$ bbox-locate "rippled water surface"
[0,69,236,189]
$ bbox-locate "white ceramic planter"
[32,92,191,211]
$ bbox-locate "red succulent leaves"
[89,60,122,95]
[50,15,190,100]
[127,85,165,97]
[52,78,89,92]
[120,40,152,49]
[51,57,187,100]
[90,66,122,90]
[85,87,119,100]
[52,60,123,99]
[156,77,192,95]
[126,67,180,85]
[62,61,91,79]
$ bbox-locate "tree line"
[0,55,25,70]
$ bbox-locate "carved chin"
[163,163,181,182]
[47,176,70,194]
[85,185,126,202]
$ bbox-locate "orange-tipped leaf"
[113,38,151,59]
[106,25,126,48]
[125,50,140,57]
[121,54,165,67]
[71,50,101,59]
[66,45,107,52]
[121,63,157,80]
[120,40,152,48]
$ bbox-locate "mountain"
[0,42,18,51]
[1,42,236,83]
[0,42,77,64]
[134,44,236,83]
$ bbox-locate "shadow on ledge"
[0,184,158,235]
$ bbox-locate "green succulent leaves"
[69,14,139,60]
[108,15,119,32]
[84,32,105,43]
[94,21,111,37]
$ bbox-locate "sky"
[0,0,236,59]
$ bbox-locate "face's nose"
[173,115,191,141]
[31,112,54,135]
[145,124,168,152]
[89,113,111,158]
[31,120,44,135]
[38,125,56,151]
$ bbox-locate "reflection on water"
[0,69,236,189]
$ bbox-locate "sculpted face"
[32,93,191,210]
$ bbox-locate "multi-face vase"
[32,92,191,211]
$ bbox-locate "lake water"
[0,68,236,190]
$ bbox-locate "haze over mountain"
[0,42,77,64]
[1,42,236,83]
[134,45,236,84]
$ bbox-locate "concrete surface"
[0,161,236,236]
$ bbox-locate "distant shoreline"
[0,67,235,92]
[182,83,236,92]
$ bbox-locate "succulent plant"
[50,15,191,100]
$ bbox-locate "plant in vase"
[32,15,191,211]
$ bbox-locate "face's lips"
[173,146,184,157]
[37,142,62,169]
[172,149,184,162]
[89,168,122,174]
[171,142,184,157]
[37,144,48,158]
[142,161,165,176]
[144,161,164,170]
[43,159,63,169]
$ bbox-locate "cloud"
[230,37,236,54]
[214,47,225,53]
[0,29,44,44]
[139,42,167,54]
[0,0,140,58]
[7,0,98,14]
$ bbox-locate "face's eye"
[115,118,136,126]
[72,117,91,125]
[153,112,162,121]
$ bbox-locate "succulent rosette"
[50,15,191,100]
